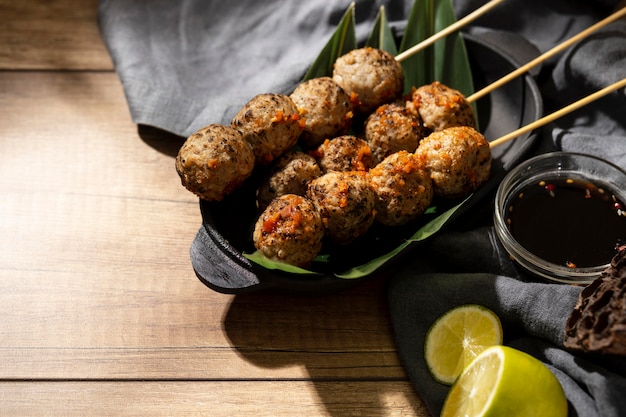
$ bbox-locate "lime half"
[424,304,503,385]
[441,345,568,417]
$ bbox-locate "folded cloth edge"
[386,272,591,416]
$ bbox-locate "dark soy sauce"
[507,177,626,268]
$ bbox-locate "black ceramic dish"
[190,33,544,294]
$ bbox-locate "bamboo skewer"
[489,78,626,149]
[395,0,505,62]
[467,6,626,103]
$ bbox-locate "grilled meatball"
[332,47,404,114]
[175,124,255,201]
[415,126,491,199]
[231,93,304,165]
[256,151,322,210]
[368,151,434,226]
[289,77,354,148]
[307,171,376,245]
[409,81,476,131]
[253,194,324,268]
[311,135,375,173]
[364,103,426,164]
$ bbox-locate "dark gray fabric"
[388,273,626,417]
[386,3,626,416]
[98,1,626,416]
[98,0,415,137]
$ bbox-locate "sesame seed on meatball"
[332,47,404,114]
[256,151,322,211]
[410,81,476,131]
[311,135,375,173]
[289,77,354,148]
[364,103,427,164]
[415,126,491,199]
[175,124,255,201]
[307,171,376,245]
[253,194,324,268]
[231,93,304,165]
[368,151,434,226]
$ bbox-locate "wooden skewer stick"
[395,0,504,63]
[468,6,626,103]
[489,77,626,149]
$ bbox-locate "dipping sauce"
[506,177,626,268]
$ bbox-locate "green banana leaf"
[399,0,475,96]
[365,6,398,55]
[302,3,357,81]
[244,196,469,279]
[334,197,469,279]
[431,0,475,97]
[399,0,434,90]
[244,251,323,276]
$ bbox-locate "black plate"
[190,33,543,294]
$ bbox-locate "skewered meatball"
[311,135,375,173]
[175,124,255,201]
[256,151,322,210]
[364,103,427,164]
[409,81,476,131]
[253,194,324,268]
[289,77,354,148]
[368,151,434,226]
[307,171,376,245]
[415,126,491,199]
[332,47,404,114]
[231,93,304,165]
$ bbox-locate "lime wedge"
[441,345,568,417]
[424,304,503,385]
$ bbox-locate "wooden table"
[0,1,428,415]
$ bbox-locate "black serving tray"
[190,33,544,294]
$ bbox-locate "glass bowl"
[494,152,626,284]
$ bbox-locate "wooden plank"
[0,0,113,70]
[0,345,406,380]
[0,72,407,380]
[0,2,431,415]
[0,381,429,417]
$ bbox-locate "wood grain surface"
[0,1,429,415]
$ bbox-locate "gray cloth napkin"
[98,1,626,416]
[388,272,626,417]
[98,0,416,137]
[387,4,626,417]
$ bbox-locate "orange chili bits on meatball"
[312,135,375,174]
[175,124,255,201]
[415,126,491,199]
[253,194,324,268]
[368,151,434,226]
[365,103,427,164]
[410,81,476,131]
[332,47,404,114]
[289,77,354,148]
[307,171,376,245]
[256,151,322,211]
[231,93,304,165]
